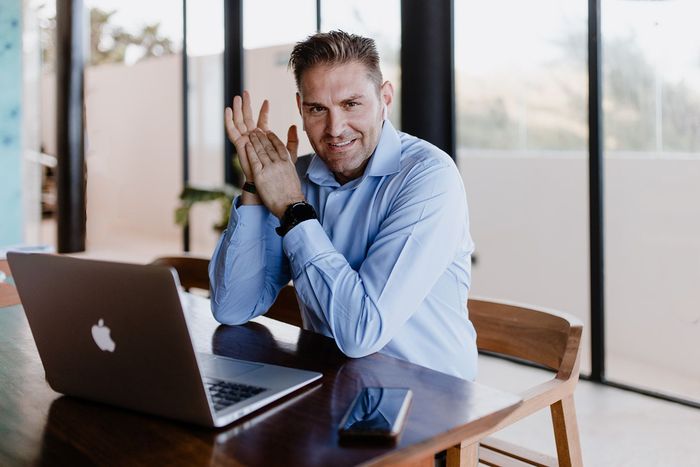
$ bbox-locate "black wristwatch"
[276,201,318,237]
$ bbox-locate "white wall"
[605,156,700,397]
[83,55,183,255]
[459,151,591,373]
[460,150,700,398]
[185,53,226,256]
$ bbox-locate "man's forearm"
[209,204,290,324]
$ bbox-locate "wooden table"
[0,260,20,307]
[0,294,521,466]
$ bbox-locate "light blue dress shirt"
[209,120,477,381]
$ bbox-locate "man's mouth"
[327,139,357,152]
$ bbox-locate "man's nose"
[325,109,346,137]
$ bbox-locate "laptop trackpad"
[198,353,262,379]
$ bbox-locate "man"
[209,31,477,381]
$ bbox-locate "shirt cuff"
[227,199,270,243]
[282,219,335,277]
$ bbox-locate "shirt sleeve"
[209,197,291,324]
[283,159,468,358]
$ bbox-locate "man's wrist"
[240,190,262,205]
[242,181,257,194]
[276,201,317,237]
[272,194,306,220]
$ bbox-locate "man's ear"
[380,81,395,118]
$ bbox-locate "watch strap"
[242,182,257,194]
[276,201,318,237]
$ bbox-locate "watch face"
[289,202,317,222]
[277,202,318,237]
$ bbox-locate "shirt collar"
[305,119,402,187]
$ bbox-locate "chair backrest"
[148,258,303,327]
[150,256,210,292]
[468,298,583,376]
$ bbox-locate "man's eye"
[346,101,360,108]
[310,106,325,113]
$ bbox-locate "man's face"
[296,61,393,184]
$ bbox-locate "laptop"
[7,252,322,427]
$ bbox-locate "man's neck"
[333,158,371,185]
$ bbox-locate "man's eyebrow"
[302,94,365,107]
[342,94,365,103]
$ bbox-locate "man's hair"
[289,30,383,93]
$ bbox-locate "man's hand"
[224,90,270,183]
[245,128,305,219]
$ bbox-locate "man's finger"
[256,129,282,161]
[245,142,263,175]
[286,125,299,163]
[242,90,256,131]
[268,131,291,162]
[237,137,254,181]
[257,100,270,131]
[232,95,248,134]
[249,130,272,165]
[224,107,242,142]
[224,107,248,161]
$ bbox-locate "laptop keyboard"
[205,379,267,412]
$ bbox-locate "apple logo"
[91,319,116,352]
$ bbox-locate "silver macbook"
[8,252,322,427]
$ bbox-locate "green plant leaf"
[175,184,239,230]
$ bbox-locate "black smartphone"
[337,387,413,444]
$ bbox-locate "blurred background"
[1,0,699,449]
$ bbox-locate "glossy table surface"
[0,292,521,466]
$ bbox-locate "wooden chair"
[148,262,304,328]
[448,298,584,467]
[150,256,211,294]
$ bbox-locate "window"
[603,0,700,402]
[81,0,183,257]
[455,0,591,373]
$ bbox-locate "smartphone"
[338,387,413,444]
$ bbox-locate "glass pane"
[243,0,316,157]
[33,0,60,250]
[82,0,183,260]
[455,0,591,373]
[85,0,182,65]
[185,0,226,255]
[604,0,700,402]
[321,0,402,128]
